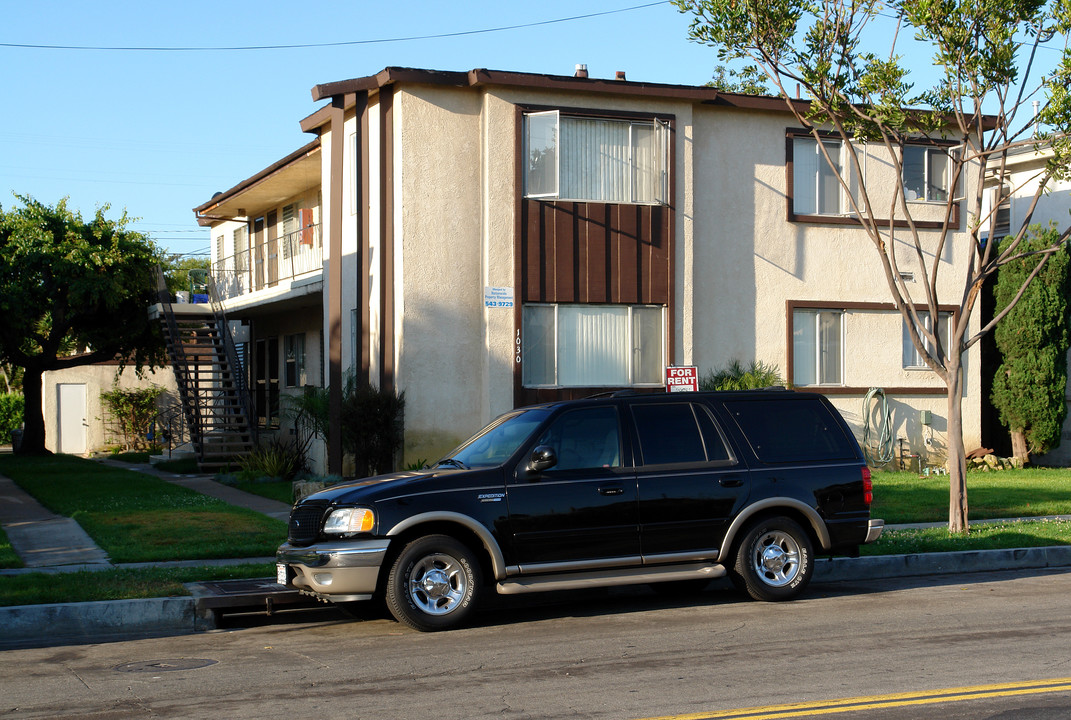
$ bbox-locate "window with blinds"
[524,111,669,205]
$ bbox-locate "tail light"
[862,466,873,506]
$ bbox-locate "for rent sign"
[666,366,699,392]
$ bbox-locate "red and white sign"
[665,366,699,393]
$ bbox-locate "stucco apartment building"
[194,66,981,475]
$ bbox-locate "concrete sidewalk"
[2,457,1071,647]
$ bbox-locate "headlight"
[323,507,376,534]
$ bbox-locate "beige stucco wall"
[394,85,488,464]
[42,363,179,455]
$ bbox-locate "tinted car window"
[536,406,621,470]
[446,408,552,467]
[632,403,731,465]
[723,398,856,462]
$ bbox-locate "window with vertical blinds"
[525,111,669,204]
[522,304,665,388]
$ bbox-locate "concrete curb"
[814,545,1071,582]
[3,546,1070,647]
[0,597,204,647]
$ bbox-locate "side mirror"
[528,445,558,473]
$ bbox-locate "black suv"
[277,389,883,631]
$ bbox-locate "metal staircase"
[153,268,256,471]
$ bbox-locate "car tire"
[385,534,482,631]
[732,516,813,602]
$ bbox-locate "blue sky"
[1,2,1062,258]
[1,1,715,258]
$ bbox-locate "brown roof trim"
[300,105,332,134]
[311,66,761,106]
[308,66,999,129]
[193,138,321,217]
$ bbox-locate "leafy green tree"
[164,255,211,297]
[991,225,1071,460]
[675,0,1071,533]
[707,64,771,94]
[0,196,167,455]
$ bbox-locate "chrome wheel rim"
[751,529,802,588]
[408,552,467,615]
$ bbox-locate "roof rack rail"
[585,389,641,399]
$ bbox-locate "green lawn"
[864,468,1071,555]
[0,455,285,563]
[226,478,295,505]
[0,526,20,569]
[870,468,1071,523]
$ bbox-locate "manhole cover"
[114,659,218,673]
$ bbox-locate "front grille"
[288,502,328,545]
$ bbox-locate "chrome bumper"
[865,519,884,544]
[277,539,391,600]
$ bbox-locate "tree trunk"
[17,364,48,455]
[1010,430,1030,462]
[946,363,969,533]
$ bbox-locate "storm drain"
[114,659,218,673]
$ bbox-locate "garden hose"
[862,387,895,466]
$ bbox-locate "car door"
[506,405,640,568]
[630,400,750,559]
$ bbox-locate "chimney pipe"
[615,70,627,81]
[574,64,588,78]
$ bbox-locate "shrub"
[341,377,405,478]
[0,392,23,443]
[237,436,307,482]
[279,376,405,478]
[699,359,785,391]
[99,386,166,451]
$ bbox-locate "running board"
[496,562,726,595]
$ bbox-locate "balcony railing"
[212,224,322,300]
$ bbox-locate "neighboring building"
[190,66,986,474]
[42,361,178,455]
[190,140,325,469]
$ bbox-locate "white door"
[57,383,88,454]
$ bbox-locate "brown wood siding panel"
[648,205,670,304]
[520,199,671,305]
[553,202,576,303]
[580,203,610,303]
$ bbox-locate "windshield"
[435,408,552,469]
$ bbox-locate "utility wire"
[0,2,666,52]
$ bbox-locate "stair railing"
[154,267,205,449]
[206,273,258,446]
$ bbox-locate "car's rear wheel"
[385,534,482,631]
[732,516,813,602]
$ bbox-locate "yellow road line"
[638,677,1071,720]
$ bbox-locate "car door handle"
[719,477,745,488]
[598,486,624,496]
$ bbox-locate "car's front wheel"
[732,516,813,602]
[385,534,482,631]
